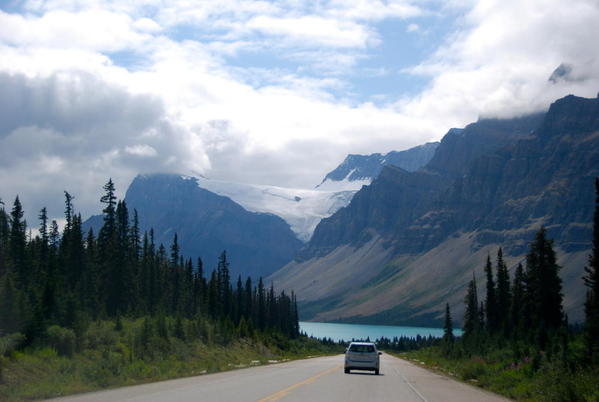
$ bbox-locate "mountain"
[194,142,439,241]
[270,94,599,326]
[86,174,303,279]
[316,142,439,191]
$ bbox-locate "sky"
[1,0,598,226]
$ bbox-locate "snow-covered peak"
[315,171,371,192]
[317,142,440,190]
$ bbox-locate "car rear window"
[349,344,375,353]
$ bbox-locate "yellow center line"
[257,364,343,402]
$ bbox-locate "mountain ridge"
[270,93,599,325]
[316,142,439,191]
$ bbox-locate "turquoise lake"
[299,321,462,342]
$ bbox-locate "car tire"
[375,369,379,375]
[344,368,350,374]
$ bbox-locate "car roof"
[349,342,376,346]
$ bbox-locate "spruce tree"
[463,274,479,340]
[443,303,454,349]
[170,233,180,266]
[244,277,253,321]
[496,248,511,335]
[525,227,563,345]
[9,197,27,287]
[511,263,525,337]
[484,255,498,333]
[583,177,599,362]
[38,207,49,256]
[257,277,266,330]
[0,201,9,277]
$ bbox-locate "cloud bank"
[0,0,597,225]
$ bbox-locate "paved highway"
[49,353,509,402]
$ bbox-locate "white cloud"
[124,144,158,157]
[246,15,375,49]
[406,23,419,32]
[0,9,149,52]
[404,0,599,120]
[1,0,598,227]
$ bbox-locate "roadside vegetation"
[0,179,341,401]
[0,318,341,401]
[391,178,599,401]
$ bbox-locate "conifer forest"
[0,179,300,349]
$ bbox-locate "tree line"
[441,178,599,366]
[0,179,300,346]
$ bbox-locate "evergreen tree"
[49,220,60,251]
[496,248,511,335]
[511,263,525,337]
[216,251,231,319]
[0,272,27,333]
[38,207,49,258]
[463,274,480,340]
[484,255,498,334]
[235,275,243,324]
[170,233,180,266]
[443,303,454,348]
[208,270,219,318]
[0,200,9,277]
[257,277,266,330]
[9,196,27,287]
[583,177,599,362]
[99,179,117,244]
[244,277,253,321]
[290,291,299,338]
[525,227,563,346]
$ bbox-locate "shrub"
[84,322,118,350]
[0,333,25,356]
[46,326,76,357]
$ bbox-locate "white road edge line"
[394,367,429,402]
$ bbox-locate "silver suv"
[344,342,381,375]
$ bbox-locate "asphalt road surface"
[48,353,510,402]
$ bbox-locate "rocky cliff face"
[272,94,599,325]
[87,174,303,279]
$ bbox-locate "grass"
[389,346,599,401]
[0,319,342,401]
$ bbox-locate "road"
[48,353,509,402]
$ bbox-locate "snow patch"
[195,176,357,242]
[315,177,371,192]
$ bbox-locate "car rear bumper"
[344,360,379,370]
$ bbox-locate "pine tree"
[235,275,243,324]
[463,274,479,340]
[496,248,511,335]
[484,255,498,334]
[49,220,60,251]
[0,272,27,333]
[257,277,266,331]
[511,263,525,337]
[244,277,253,322]
[99,179,117,244]
[290,291,299,338]
[9,197,27,287]
[583,177,599,362]
[525,227,563,346]
[170,233,180,266]
[216,251,231,319]
[443,303,454,349]
[38,207,49,259]
[0,200,9,277]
